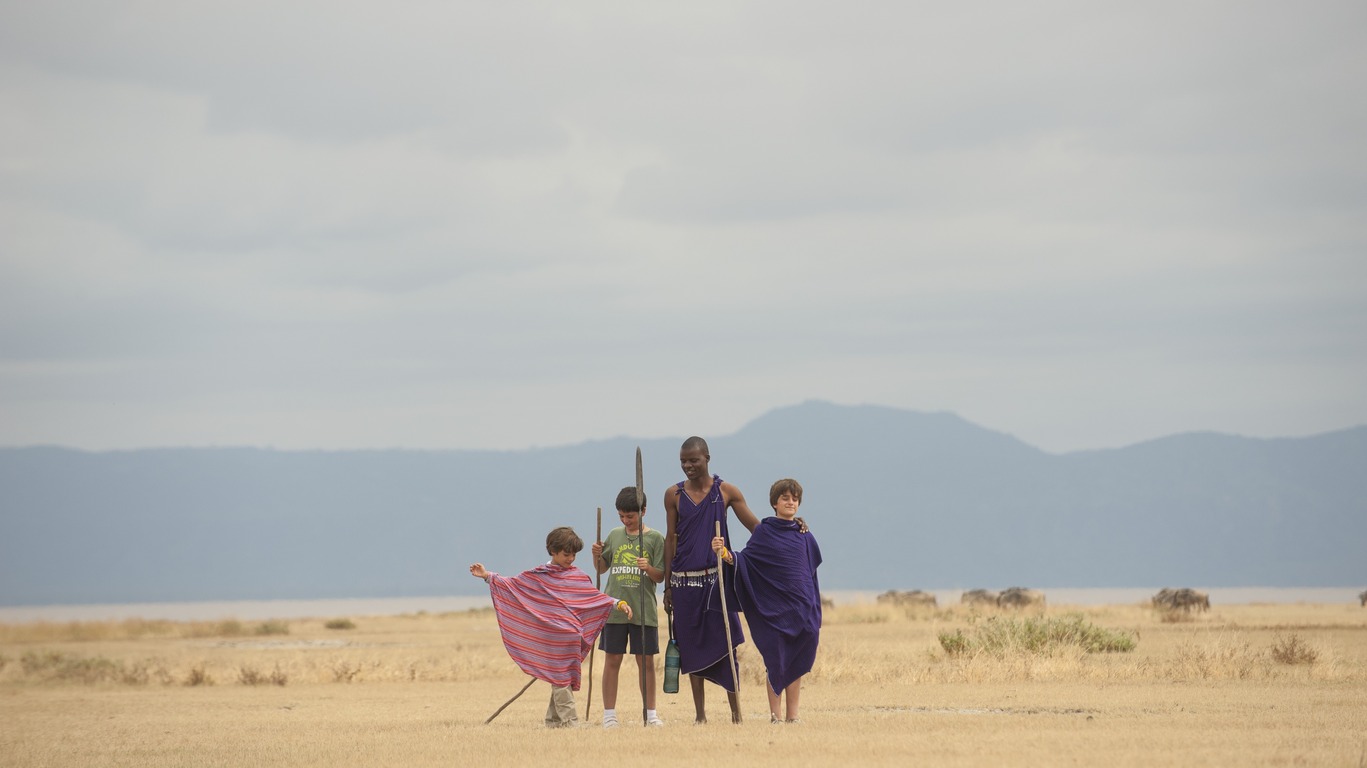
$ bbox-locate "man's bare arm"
[662,487,679,612]
[723,482,761,533]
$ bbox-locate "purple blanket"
[733,516,822,695]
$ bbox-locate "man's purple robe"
[669,475,744,691]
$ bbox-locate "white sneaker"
[602,714,619,729]
[647,715,665,727]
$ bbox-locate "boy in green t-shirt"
[590,486,666,727]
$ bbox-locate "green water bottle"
[663,614,680,694]
[663,639,680,694]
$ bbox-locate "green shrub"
[184,664,214,686]
[1269,633,1318,665]
[216,620,246,637]
[15,651,173,685]
[325,618,356,630]
[254,621,289,636]
[938,629,970,656]
[20,650,126,683]
[938,614,1136,657]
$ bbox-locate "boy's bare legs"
[634,654,657,710]
[766,679,802,722]
[689,674,706,723]
[782,679,802,722]
[602,653,623,710]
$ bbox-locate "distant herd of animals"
[874,587,1047,609]
[866,588,1367,610]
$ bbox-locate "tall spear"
[635,446,648,727]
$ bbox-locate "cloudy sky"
[2,1,1364,454]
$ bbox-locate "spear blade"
[635,446,644,511]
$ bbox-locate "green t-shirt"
[601,526,664,627]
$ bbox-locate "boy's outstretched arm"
[469,563,490,581]
[662,488,679,612]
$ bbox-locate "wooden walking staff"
[715,520,742,722]
[585,507,602,722]
[635,446,648,727]
[485,677,536,725]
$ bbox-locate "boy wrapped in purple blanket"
[714,478,822,724]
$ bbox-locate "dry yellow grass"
[3,602,1366,767]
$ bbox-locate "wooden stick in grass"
[585,506,602,723]
[484,677,537,725]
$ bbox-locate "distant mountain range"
[2,401,1364,606]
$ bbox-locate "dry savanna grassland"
[2,599,1366,768]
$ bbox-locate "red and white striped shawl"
[485,563,617,690]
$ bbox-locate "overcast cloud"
[2,1,1364,453]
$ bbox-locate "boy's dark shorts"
[597,623,659,655]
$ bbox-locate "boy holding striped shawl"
[470,526,632,728]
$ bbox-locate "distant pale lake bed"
[1,587,1360,623]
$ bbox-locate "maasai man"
[662,436,759,724]
[713,478,822,724]
[470,526,631,728]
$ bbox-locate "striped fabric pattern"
[486,563,618,690]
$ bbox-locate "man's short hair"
[545,526,584,555]
[615,486,645,514]
[769,478,804,508]
[681,436,709,455]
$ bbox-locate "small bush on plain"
[216,620,245,637]
[325,619,356,630]
[1172,640,1257,679]
[254,621,289,636]
[939,630,970,656]
[184,664,214,686]
[938,615,1136,657]
[20,650,131,684]
[237,664,287,685]
[1269,633,1318,665]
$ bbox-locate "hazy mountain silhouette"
[2,401,1363,605]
